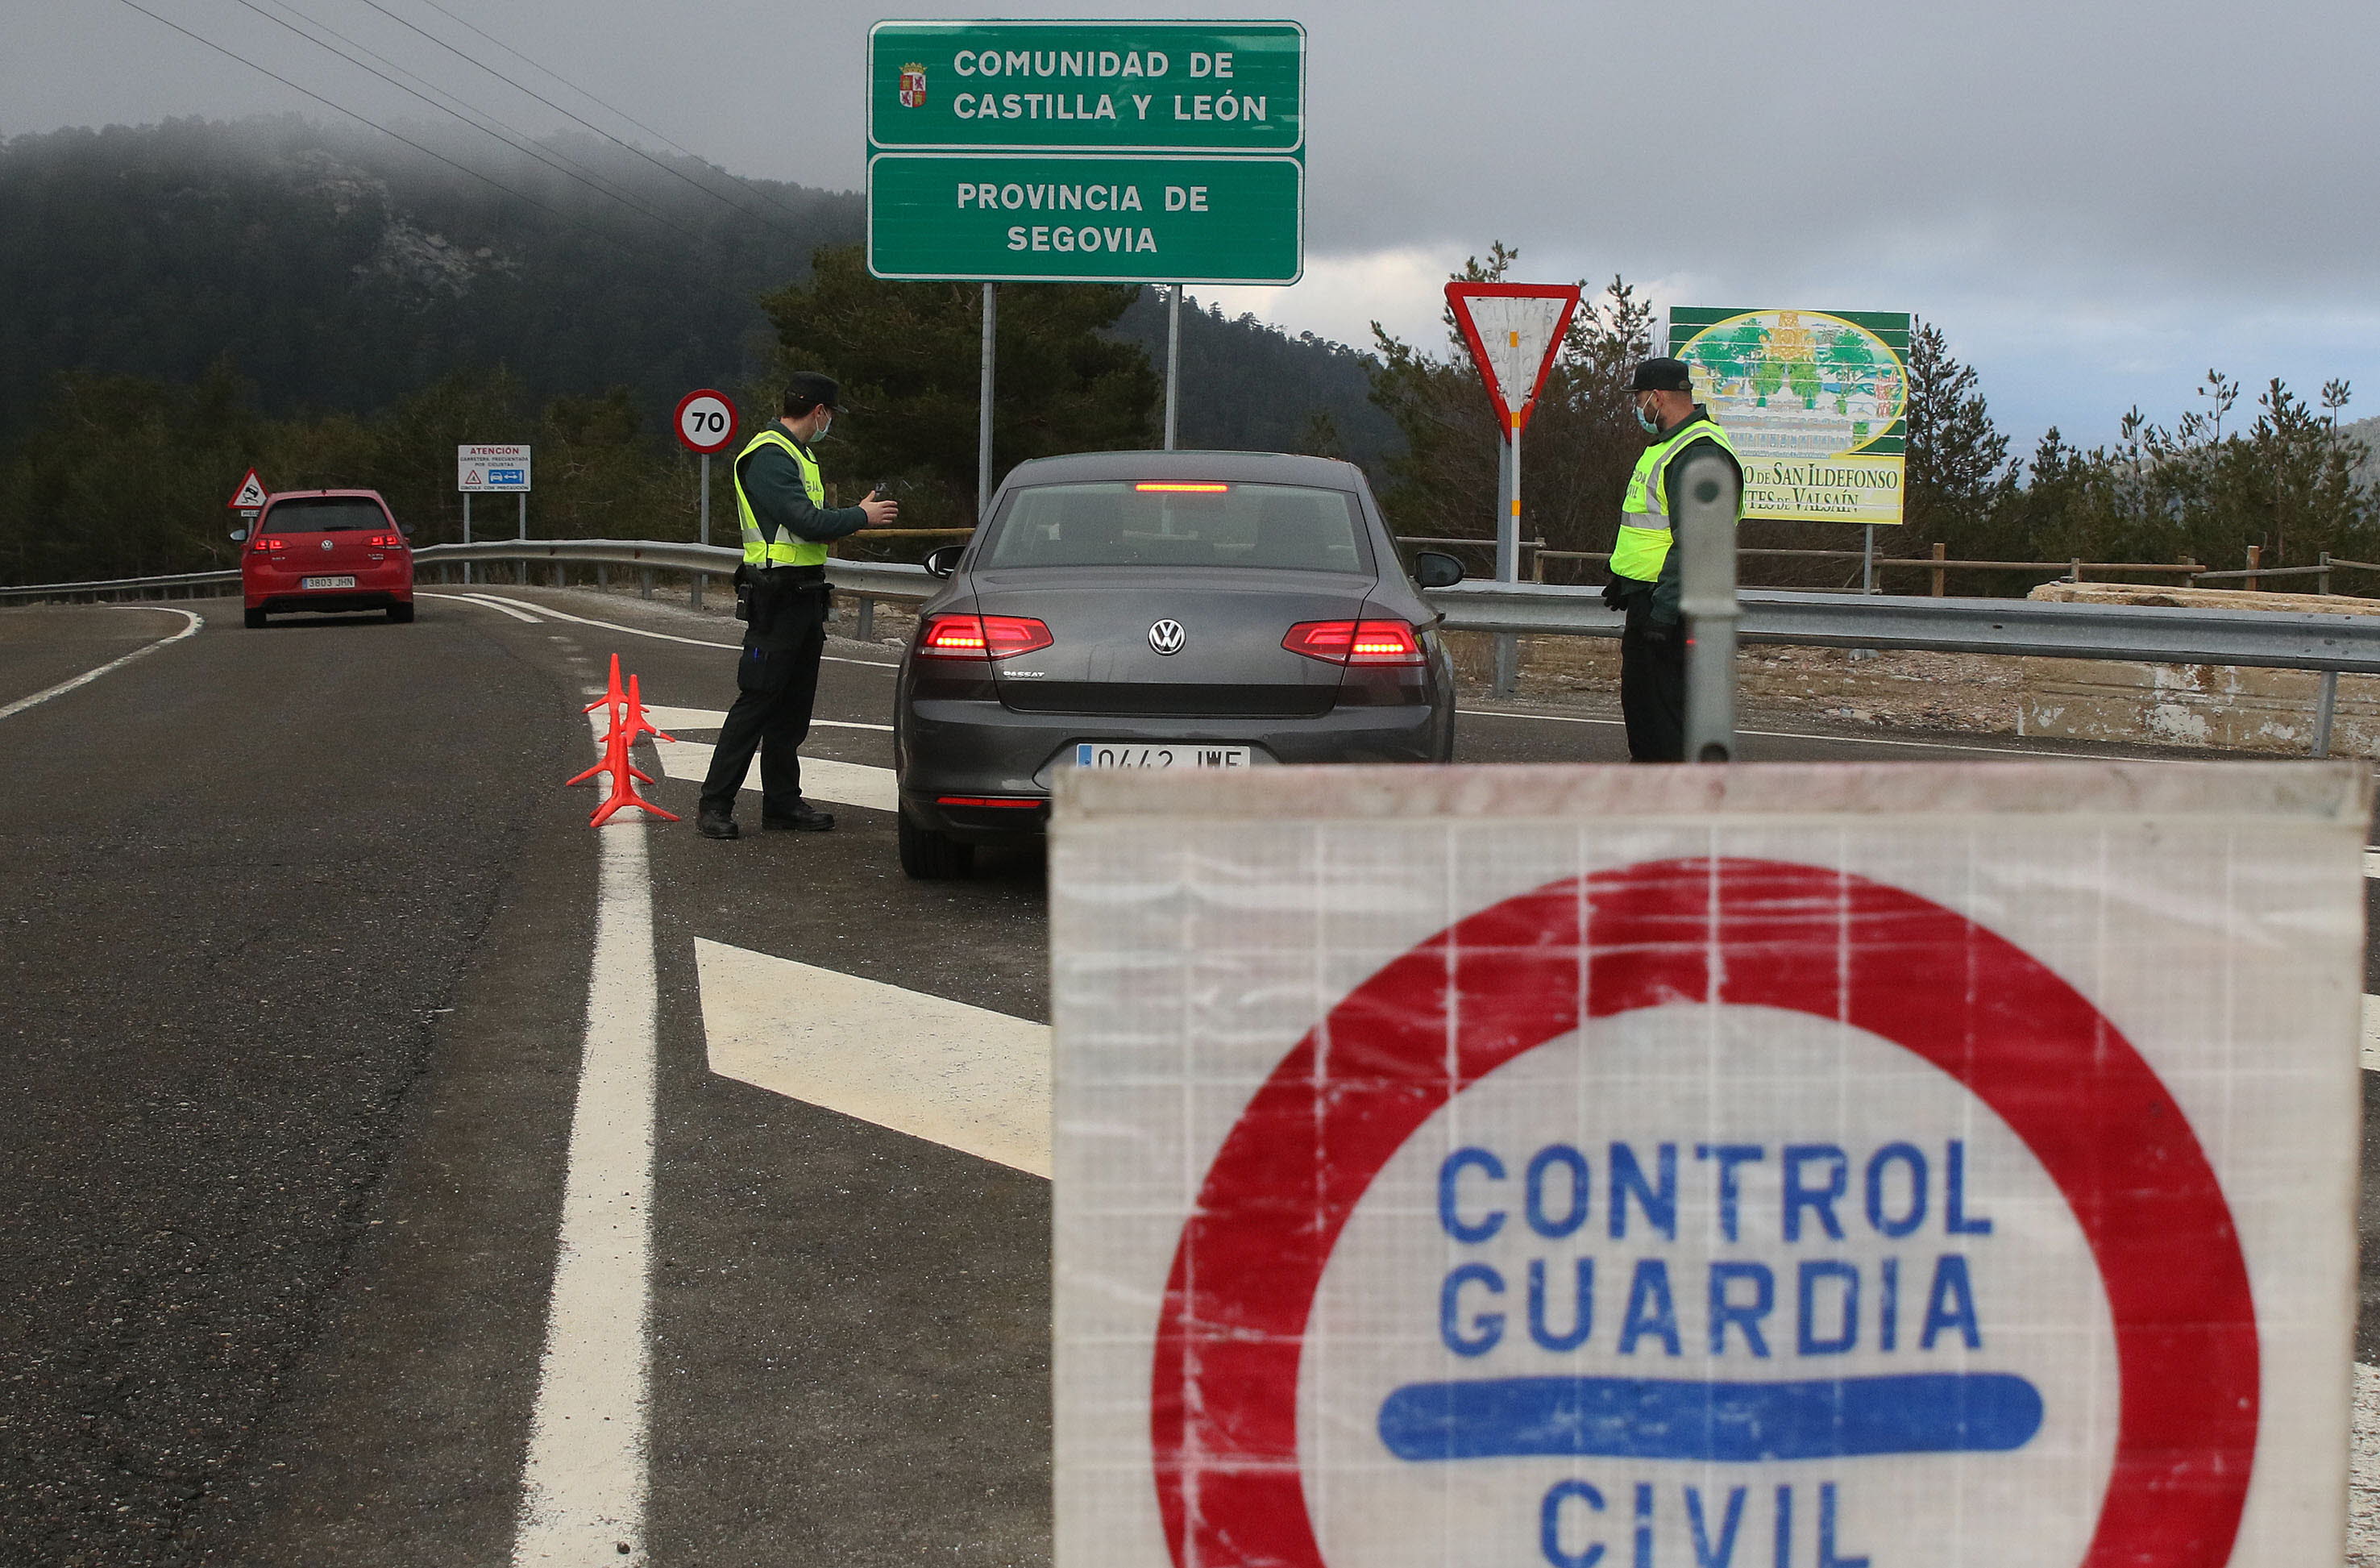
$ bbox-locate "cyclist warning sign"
[1049,763,2366,1568]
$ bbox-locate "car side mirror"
[229,527,248,543]
[923,543,966,578]
[1414,550,1464,589]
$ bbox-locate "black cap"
[783,372,842,415]
[1630,357,1694,393]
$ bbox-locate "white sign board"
[1051,762,2365,1568]
[458,443,532,492]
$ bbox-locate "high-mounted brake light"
[918,613,1054,659]
[1132,482,1230,493]
[1281,619,1427,667]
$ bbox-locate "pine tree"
[1901,319,2011,552]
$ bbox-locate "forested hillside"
[0,116,1401,582]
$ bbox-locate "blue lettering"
[1946,1140,1993,1233]
[1528,1258,1594,1352]
[1540,1479,1607,1568]
[1919,1254,1983,1350]
[1818,1483,1867,1568]
[1879,1258,1899,1352]
[1708,1262,1773,1357]
[1863,1143,1927,1237]
[1782,1145,1847,1242]
[1618,1259,1680,1357]
[1695,1143,1764,1241]
[1688,1486,1747,1568]
[1610,1142,1677,1240]
[1440,1263,1505,1356]
[1526,1145,1591,1238]
[1796,1262,1859,1356]
[1438,1147,1506,1243]
[1773,1485,1792,1568]
[1634,1483,1654,1568]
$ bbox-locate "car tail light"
[917,613,1054,659]
[367,531,405,548]
[1133,481,1230,493]
[251,536,288,554]
[937,796,1041,809]
[1282,619,1427,666]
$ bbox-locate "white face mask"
[1634,399,1661,435]
[814,413,833,440]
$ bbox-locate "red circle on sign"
[674,388,739,454]
[1151,857,2258,1568]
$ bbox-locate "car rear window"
[262,497,388,533]
[982,482,1371,572]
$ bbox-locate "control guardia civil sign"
[1670,308,1911,526]
[867,19,1306,284]
[1051,763,2365,1568]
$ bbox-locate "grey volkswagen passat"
[893,450,1463,879]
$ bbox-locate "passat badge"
[1148,619,1186,656]
[898,63,927,108]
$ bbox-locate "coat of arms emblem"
[898,63,927,108]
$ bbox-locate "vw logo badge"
[321,539,334,551]
[1148,618,1187,656]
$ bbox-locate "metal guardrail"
[1426,580,2380,674]
[10,539,2380,751]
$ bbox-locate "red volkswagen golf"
[237,489,414,628]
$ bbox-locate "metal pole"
[462,493,472,584]
[1492,414,1522,697]
[1862,523,1875,594]
[517,491,526,540]
[691,452,708,613]
[2313,668,2339,759]
[1164,284,1182,451]
[978,283,997,521]
[1677,449,1742,763]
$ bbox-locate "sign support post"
[1676,447,1742,761]
[1165,285,1183,451]
[672,389,741,612]
[462,493,472,584]
[979,283,996,522]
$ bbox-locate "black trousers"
[698,586,826,817]
[1619,598,1685,763]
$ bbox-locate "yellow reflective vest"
[733,427,830,568]
[1610,414,1742,583]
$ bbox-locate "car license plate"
[1074,743,1252,769]
[300,575,356,590]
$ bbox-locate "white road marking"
[695,938,1051,1177]
[421,590,543,623]
[2365,996,2380,1073]
[639,704,890,734]
[652,738,897,813]
[2365,847,2378,880]
[459,592,900,669]
[0,606,201,722]
[512,811,657,1562]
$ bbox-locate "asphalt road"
[0,585,2370,1566]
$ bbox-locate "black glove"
[1640,616,1677,647]
[1600,578,1629,611]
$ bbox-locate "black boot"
[696,808,740,840]
[762,800,835,832]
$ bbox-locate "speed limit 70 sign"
[674,389,739,454]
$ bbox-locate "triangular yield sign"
[1446,282,1584,439]
[226,468,268,509]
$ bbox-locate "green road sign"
[869,19,1304,153]
[868,154,1303,284]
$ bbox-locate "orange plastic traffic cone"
[568,656,679,825]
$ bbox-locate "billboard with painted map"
[1669,307,1910,526]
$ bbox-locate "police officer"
[1602,357,1742,762]
[696,372,897,839]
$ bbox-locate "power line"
[215,0,704,241]
[105,0,775,319]
[109,0,575,224]
[348,0,806,238]
[248,0,683,230]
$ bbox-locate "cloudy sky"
[11,0,2378,449]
